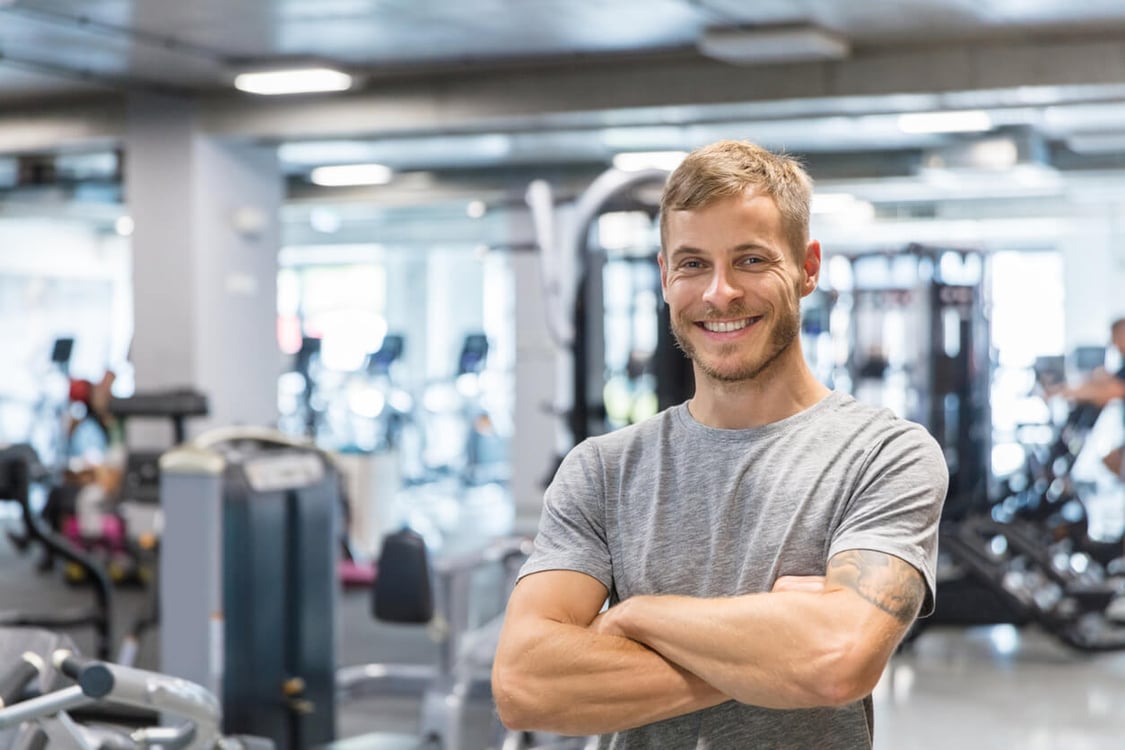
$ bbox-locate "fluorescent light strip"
[234,68,352,95]
[697,26,850,65]
[310,163,393,187]
[898,110,992,134]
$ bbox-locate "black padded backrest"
[371,528,434,624]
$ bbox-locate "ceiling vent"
[697,24,850,66]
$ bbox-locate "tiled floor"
[874,624,1125,750]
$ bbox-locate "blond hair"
[660,140,813,259]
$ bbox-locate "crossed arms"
[491,548,926,736]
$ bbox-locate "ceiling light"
[309,163,393,187]
[234,67,352,95]
[698,25,849,66]
[898,110,992,134]
[612,151,687,172]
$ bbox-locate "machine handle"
[0,652,44,707]
[53,650,114,699]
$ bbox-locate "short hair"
[659,140,813,260]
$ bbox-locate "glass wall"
[0,216,132,470]
[276,199,519,549]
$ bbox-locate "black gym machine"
[0,444,114,660]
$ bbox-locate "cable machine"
[829,243,991,520]
[525,168,694,471]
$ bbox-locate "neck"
[687,346,830,429]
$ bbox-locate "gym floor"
[3,514,1125,749]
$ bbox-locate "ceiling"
[3,0,1125,99]
[5,0,1125,232]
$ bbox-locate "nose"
[701,265,742,308]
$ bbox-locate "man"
[1055,319,1125,407]
[1054,318,1125,475]
[492,140,948,748]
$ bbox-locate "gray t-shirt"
[520,391,948,749]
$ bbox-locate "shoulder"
[582,404,683,454]
[825,393,944,462]
[554,406,685,482]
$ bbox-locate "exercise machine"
[160,427,337,750]
[0,626,269,749]
[0,444,114,660]
[159,426,529,750]
[524,167,692,486]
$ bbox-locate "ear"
[800,240,821,297]
[657,251,669,302]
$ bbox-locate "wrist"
[611,595,652,640]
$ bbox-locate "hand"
[771,575,826,594]
[589,600,633,638]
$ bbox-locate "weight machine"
[524,167,693,481]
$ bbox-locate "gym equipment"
[52,388,208,594]
[160,427,337,750]
[525,168,692,479]
[362,333,413,455]
[916,396,1125,651]
[339,534,532,750]
[13,336,76,486]
[937,516,1125,651]
[371,527,434,624]
[161,425,530,750]
[0,626,270,750]
[829,245,991,521]
[0,445,114,660]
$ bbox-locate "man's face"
[658,189,819,385]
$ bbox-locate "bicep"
[824,549,926,634]
[504,569,609,628]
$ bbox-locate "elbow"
[491,660,541,731]
[806,642,886,707]
[813,668,881,708]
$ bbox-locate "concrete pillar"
[126,93,282,446]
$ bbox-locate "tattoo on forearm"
[827,550,925,625]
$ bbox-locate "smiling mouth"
[698,317,760,333]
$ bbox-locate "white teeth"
[702,318,751,333]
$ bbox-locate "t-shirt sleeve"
[828,421,949,616]
[517,439,614,590]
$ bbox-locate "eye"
[678,258,704,270]
[738,255,764,267]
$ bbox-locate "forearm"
[1063,375,1125,405]
[492,617,728,735]
[610,591,871,708]
[607,551,924,709]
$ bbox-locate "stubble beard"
[671,300,802,384]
